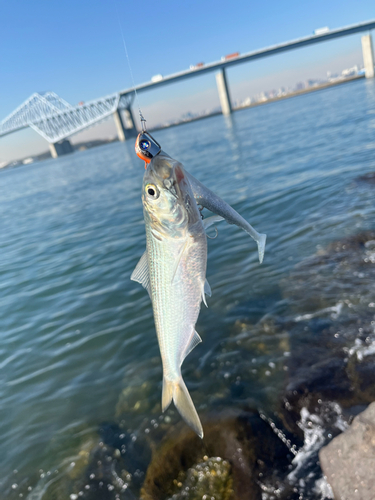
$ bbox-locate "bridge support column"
[124,107,137,136]
[113,108,138,141]
[49,139,74,158]
[216,68,232,115]
[362,34,374,78]
[113,109,126,142]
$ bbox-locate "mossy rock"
[167,456,233,500]
[141,409,292,500]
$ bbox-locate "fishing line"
[115,1,147,132]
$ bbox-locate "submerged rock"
[140,410,292,500]
[356,171,375,185]
[167,457,233,500]
[319,401,375,500]
[276,230,375,416]
[31,423,152,500]
[281,230,375,314]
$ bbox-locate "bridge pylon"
[49,140,74,158]
[216,68,232,115]
[114,94,138,141]
[362,34,375,78]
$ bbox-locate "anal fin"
[181,330,202,363]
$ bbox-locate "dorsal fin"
[130,251,151,296]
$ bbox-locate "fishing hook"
[206,227,219,239]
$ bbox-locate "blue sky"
[0,0,374,162]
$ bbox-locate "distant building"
[342,65,358,77]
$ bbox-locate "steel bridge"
[0,91,136,157]
[1,19,374,158]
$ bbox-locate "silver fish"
[131,151,266,438]
[131,153,222,438]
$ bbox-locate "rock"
[115,380,156,417]
[98,422,152,483]
[140,410,292,500]
[319,401,375,500]
[280,230,375,314]
[356,172,375,185]
[167,457,233,500]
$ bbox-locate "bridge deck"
[119,19,375,96]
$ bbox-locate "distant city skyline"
[0,0,374,162]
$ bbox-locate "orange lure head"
[135,131,161,168]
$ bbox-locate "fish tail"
[257,233,267,264]
[162,375,204,439]
[162,376,174,412]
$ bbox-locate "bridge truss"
[0,91,134,143]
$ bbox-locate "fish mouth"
[150,152,175,180]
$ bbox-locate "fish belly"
[146,225,206,437]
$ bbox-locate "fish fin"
[201,282,208,307]
[162,376,174,412]
[256,233,267,264]
[200,279,211,307]
[171,239,189,284]
[202,215,224,231]
[173,377,204,438]
[130,251,151,296]
[204,279,211,297]
[182,329,202,362]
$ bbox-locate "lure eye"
[145,184,159,199]
[140,139,151,151]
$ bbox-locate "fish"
[131,150,266,438]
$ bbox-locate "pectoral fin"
[130,251,151,296]
[171,239,190,284]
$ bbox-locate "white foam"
[314,476,334,499]
[287,407,325,483]
[287,403,347,497]
[348,337,375,361]
[294,302,343,322]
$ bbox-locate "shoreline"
[151,74,365,131]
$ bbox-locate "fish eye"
[145,183,159,199]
